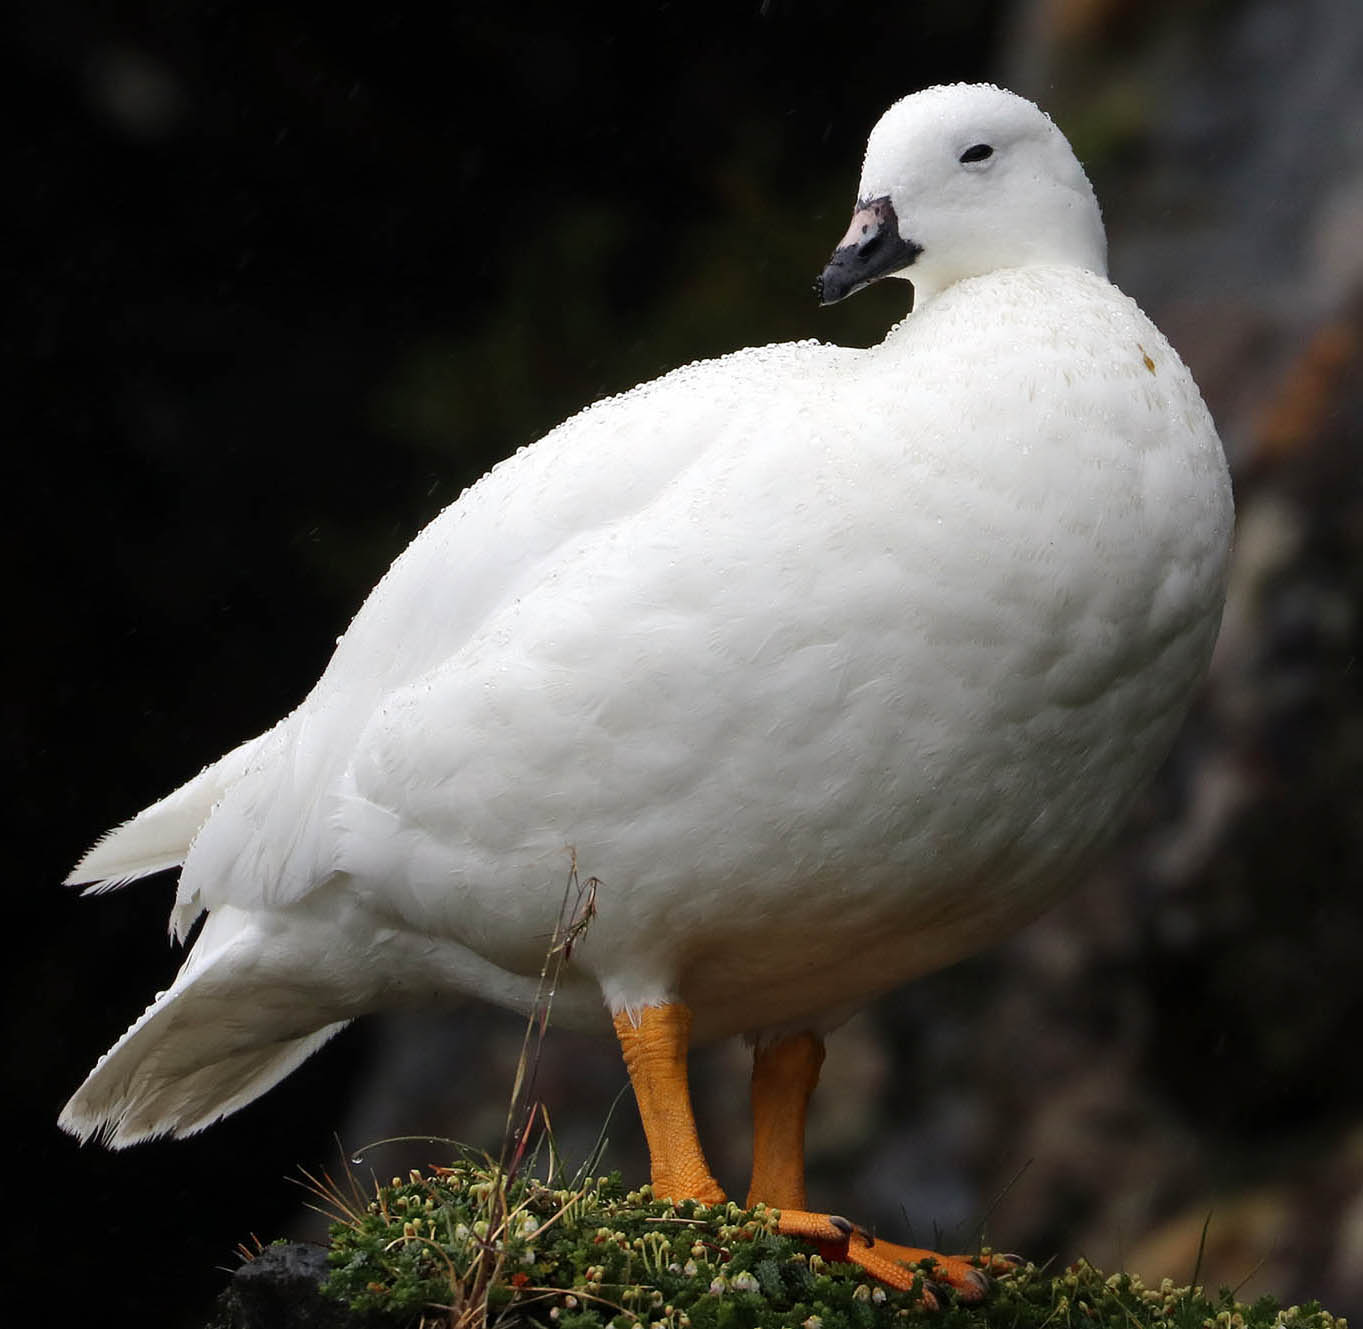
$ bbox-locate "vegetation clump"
[307,1154,1349,1329]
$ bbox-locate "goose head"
[817,83,1108,310]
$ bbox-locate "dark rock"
[208,1243,407,1329]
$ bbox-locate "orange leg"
[745,1030,999,1304]
[613,1004,724,1204]
[746,1032,825,1210]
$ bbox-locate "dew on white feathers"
[59,83,1231,1154]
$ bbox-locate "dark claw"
[922,1280,948,1307]
[827,1213,873,1244]
[962,1267,994,1298]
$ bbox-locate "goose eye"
[959,143,994,164]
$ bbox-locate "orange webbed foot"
[775,1209,1009,1308]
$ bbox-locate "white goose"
[62,84,1232,1294]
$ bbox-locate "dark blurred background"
[10,0,1363,1322]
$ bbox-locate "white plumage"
[62,84,1233,1149]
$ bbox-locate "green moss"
[312,1156,1347,1329]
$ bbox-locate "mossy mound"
[302,1157,1348,1329]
